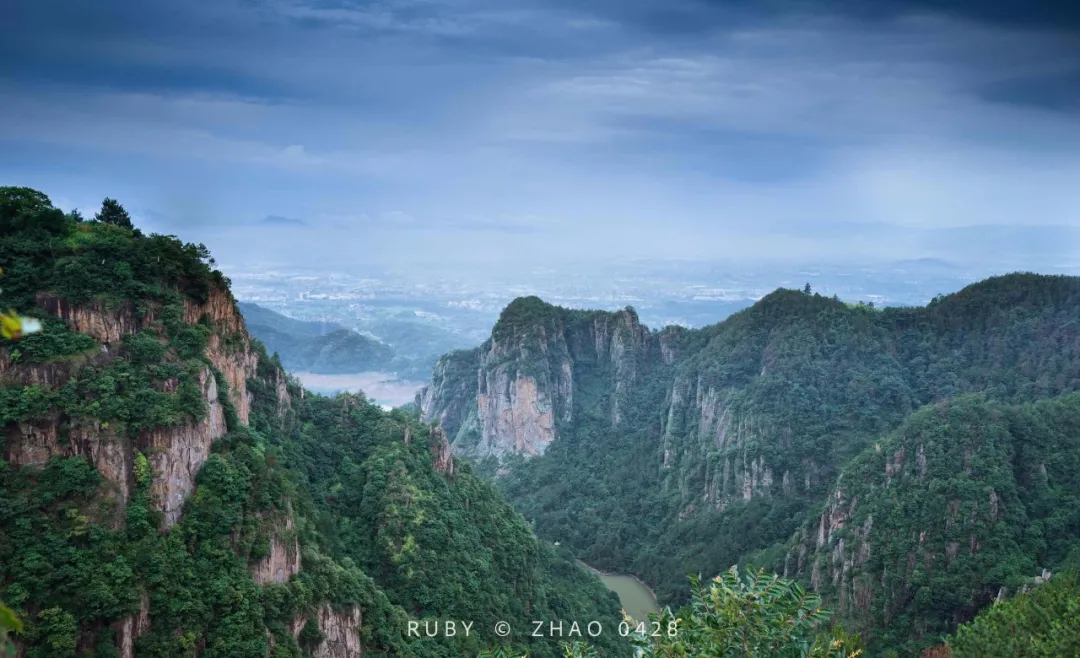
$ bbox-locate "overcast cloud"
[2,0,1079,269]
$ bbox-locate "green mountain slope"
[0,187,629,657]
[239,302,396,375]
[237,302,342,339]
[789,392,1080,654]
[419,276,1080,655]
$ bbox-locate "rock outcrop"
[3,363,232,528]
[5,417,132,512]
[313,605,363,658]
[428,424,454,475]
[113,592,151,658]
[418,300,656,461]
[475,368,559,458]
[185,288,258,424]
[251,513,302,585]
[271,605,363,657]
[35,293,151,344]
[145,366,228,526]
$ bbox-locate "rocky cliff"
[1,188,632,658]
[421,276,1080,654]
[418,297,656,461]
[782,393,1080,647]
[0,279,370,655]
[2,288,258,528]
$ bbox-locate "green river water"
[580,562,660,622]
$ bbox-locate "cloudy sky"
[3,0,1079,270]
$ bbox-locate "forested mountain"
[238,303,439,381]
[418,277,1080,655]
[237,302,344,342]
[238,303,395,374]
[0,188,630,657]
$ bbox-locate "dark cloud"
[853,0,1080,31]
[975,69,1080,112]
[3,0,1080,273]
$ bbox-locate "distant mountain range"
[238,302,439,379]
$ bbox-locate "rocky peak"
[420,298,658,463]
[429,424,454,475]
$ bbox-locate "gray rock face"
[418,302,654,463]
[146,366,228,527]
[251,512,302,585]
[313,605,363,658]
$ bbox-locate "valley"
[3,187,1080,657]
[6,0,1080,652]
[576,563,659,625]
[292,371,427,409]
[418,279,1080,655]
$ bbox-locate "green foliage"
[433,276,1080,653]
[134,451,151,486]
[32,607,79,657]
[783,392,1080,655]
[947,572,1080,657]
[263,376,633,658]
[478,570,863,658]
[628,567,862,658]
[560,640,599,657]
[298,617,325,648]
[93,198,133,229]
[0,187,220,309]
[10,316,97,363]
[0,600,22,657]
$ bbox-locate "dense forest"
[420,274,1080,655]
[0,187,630,657]
[4,185,1079,656]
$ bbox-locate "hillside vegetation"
[420,274,1080,655]
[0,187,629,657]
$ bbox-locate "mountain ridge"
[0,187,630,657]
[418,272,1080,654]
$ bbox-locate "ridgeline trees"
[426,273,1080,655]
[946,572,1080,657]
[0,188,629,657]
[93,197,133,229]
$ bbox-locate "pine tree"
[94,197,133,229]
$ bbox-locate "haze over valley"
[3,0,1080,655]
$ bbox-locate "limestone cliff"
[271,605,363,658]
[418,296,784,511]
[418,297,656,461]
[428,424,455,475]
[251,511,302,586]
[184,287,259,425]
[312,605,363,658]
[1,283,273,654]
[2,288,257,528]
[113,593,150,658]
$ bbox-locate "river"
[578,562,659,623]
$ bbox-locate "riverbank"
[576,561,659,601]
[577,560,660,621]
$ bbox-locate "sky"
[2,0,1080,271]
